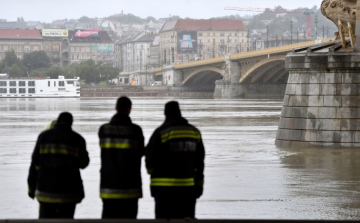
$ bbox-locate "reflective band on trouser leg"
[100,138,138,149]
[151,178,195,186]
[161,130,200,143]
[35,190,83,203]
[40,144,79,157]
[100,188,142,199]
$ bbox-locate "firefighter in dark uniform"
[27,112,89,219]
[98,96,144,219]
[146,101,205,219]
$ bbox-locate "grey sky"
[1,0,321,22]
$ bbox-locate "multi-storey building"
[68,30,114,65]
[116,32,157,85]
[159,19,248,65]
[0,29,43,61]
[41,29,70,67]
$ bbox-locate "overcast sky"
[1,0,321,22]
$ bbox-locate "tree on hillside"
[17,17,25,22]
[108,13,144,24]
[78,16,97,23]
[22,51,51,71]
[145,16,157,22]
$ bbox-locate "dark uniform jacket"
[145,116,205,198]
[98,113,144,199]
[27,124,89,203]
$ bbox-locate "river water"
[1,97,360,219]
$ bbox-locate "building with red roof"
[0,29,43,61]
[159,19,248,64]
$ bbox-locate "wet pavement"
[0,97,360,219]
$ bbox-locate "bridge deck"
[168,38,334,70]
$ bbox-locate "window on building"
[10,88,16,93]
[17,54,21,59]
[34,45,39,51]
[19,88,26,93]
[59,81,65,86]
[4,46,8,51]
[52,44,60,50]
[24,45,30,52]
[199,32,203,36]
[235,33,238,36]
[71,54,74,59]
[220,39,225,45]
[71,47,74,51]
[10,45,14,50]
[213,33,215,36]
[17,45,21,51]
[87,54,90,59]
[45,44,49,50]
[0,88,6,93]
[19,81,25,86]
[81,47,85,51]
[9,81,16,86]
[229,33,232,37]
[28,88,35,93]
[86,47,90,52]
[207,33,210,37]
[76,47,80,51]
[0,81,6,86]
[76,54,79,59]
[220,33,225,37]
[28,81,35,86]
[81,54,84,59]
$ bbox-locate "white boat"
[0,76,80,98]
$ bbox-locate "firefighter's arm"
[195,136,205,198]
[79,137,90,169]
[27,135,41,199]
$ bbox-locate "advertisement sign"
[177,31,197,53]
[42,29,68,37]
[74,30,100,38]
[92,44,114,62]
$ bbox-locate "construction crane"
[224,7,314,38]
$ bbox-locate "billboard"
[42,29,68,37]
[91,44,114,63]
[177,31,197,53]
[74,30,100,38]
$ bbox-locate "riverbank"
[80,85,214,98]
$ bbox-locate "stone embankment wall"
[276,52,360,148]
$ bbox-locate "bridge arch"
[239,55,286,84]
[182,66,223,85]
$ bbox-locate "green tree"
[22,50,51,71]
[3,50,20,68]
[29,68,48,78]
[63,66,77,78]
[45,66,64,79]
[78,16,97,23]
[99,64,120,84]
[9,64,24,77]
[76,59,100,84]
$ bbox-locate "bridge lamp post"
[212,39,215,58]
[290,20,293,44]
[266,25,269,48]
[315,14,318,38]
[247,30,250,52]
[227,35,230,54]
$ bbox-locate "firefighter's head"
[165,101,182,120]
[57,112,73,126]
[116,96,132,115]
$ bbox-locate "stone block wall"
[276,52,360,148]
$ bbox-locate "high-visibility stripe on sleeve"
[100,138,138,149]
[35,165,40,171]
[40,144,79,157]
[100,188,142,199]
[161,130,201,143]
[35,190,83,203]
[151,178,195,186]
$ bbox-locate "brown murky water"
[0,97,360,219]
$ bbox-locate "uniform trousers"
[153,187,196,219]
[102,199,138,219]
[39,202,76,219]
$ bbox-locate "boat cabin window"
[9,81,16,86]
[0,88,6,93]
[19,81,25,86]
[19,88,26,93]
[76,81,79,87]
[67,81,74,85]
[10,88,16,93]
[28,81,35,86]
[48,81,50,87]
[59,81,65,87]
[54,81,56,87]
[0,81,6,86]
[28,88,35,93]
